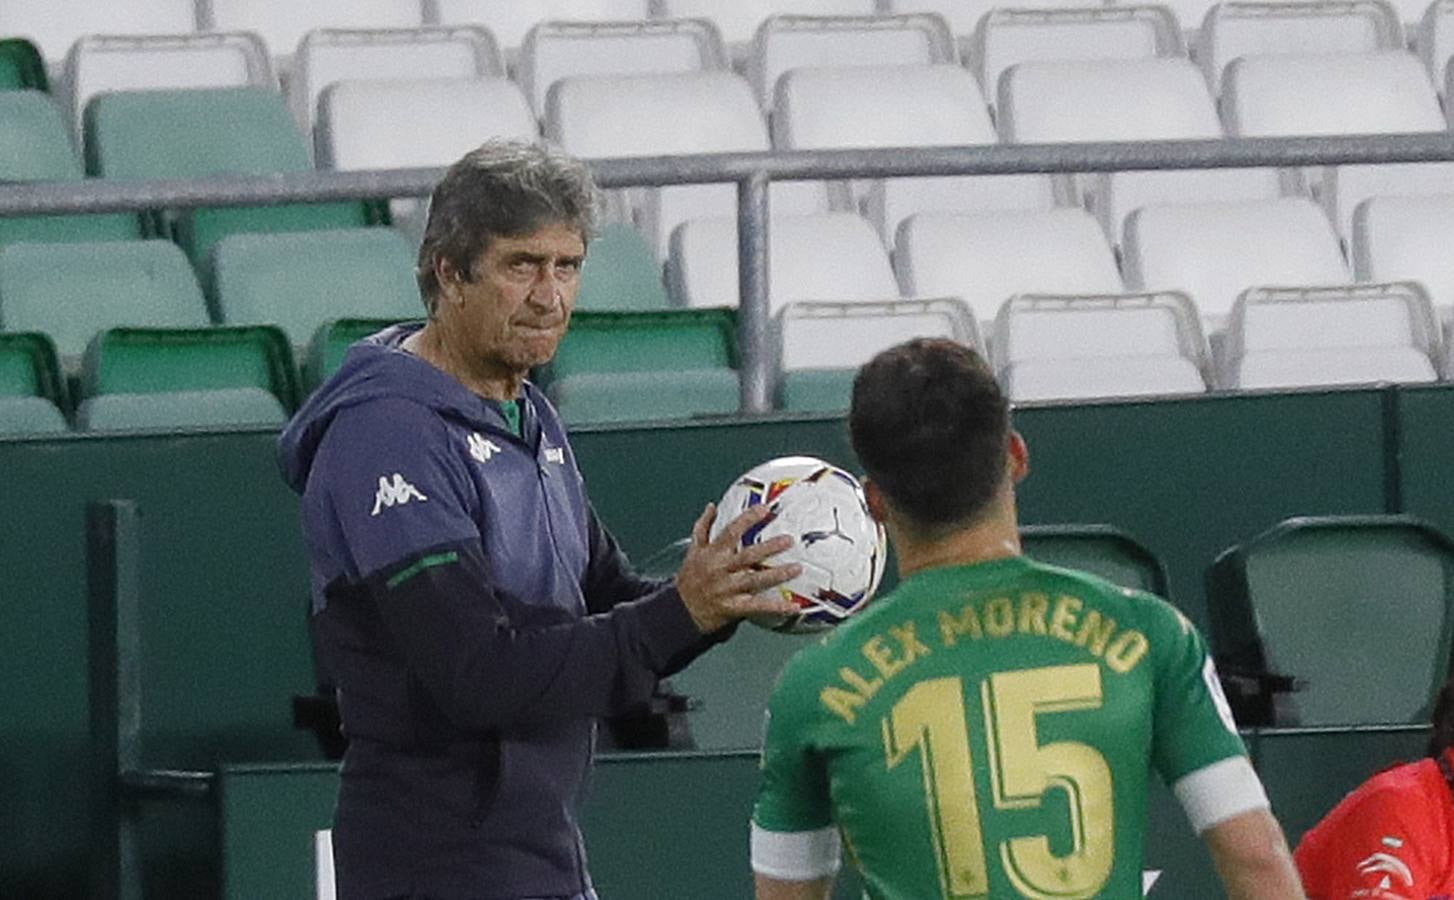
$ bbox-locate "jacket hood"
[277,323,539,493]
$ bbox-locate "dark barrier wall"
[0,384,1445,894]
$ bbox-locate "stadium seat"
[999,57,1281,238]
[305,318,413,390]
[0,0,197,65]
[1220,283,1441,389]
[542,308,741,424]
[1207,515,1454,726]
[0,331,68,426]
[289,26,503,133]
[893,208,1124,323]
[81,325,300,412]
[1122,197,1351,324]
[77,388,289,431]
[0,240,209,359]
[1019,524,1170,596]
[1353,194,1454,310]
[655,0,880,48]
[84,86,374,271]
[991,292,1211,401]
[1223,51,1454,238]
[1423,0,1454,89]
[775,298,982,411]
[750,13,954,108]
[887,0,1110,56]
[1197,0,1404,95]
[0,395,69,434]
[670,623,824,749]
[773,64,1057,238]
[423,0,654,54]
[0,38,49,91]
[202,0,424,62]
[211,229,420,346]
[521,18,726,118]
[972,5,1183,105]
[667,213,900,311]
[0,92,140,246]
[64,33,275,134]
[547,70,829,256]
[576,223,672,311]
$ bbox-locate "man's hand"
[676,503,802,634]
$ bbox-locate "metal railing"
[7,133,1454,411]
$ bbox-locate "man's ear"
[1008,430,1030,484]
[864,477,888,524]
[434,257,465,306]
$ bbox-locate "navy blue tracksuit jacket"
[278,324,708,899]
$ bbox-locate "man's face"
[441,220,586,375]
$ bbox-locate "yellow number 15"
[881,664,1114,900]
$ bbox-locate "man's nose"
[527,267,566,307]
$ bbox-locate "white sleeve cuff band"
[750,822,842,880]
[1173,755,1270,834]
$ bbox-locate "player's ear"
[863,478,888,523]
[1008,430,1030,484]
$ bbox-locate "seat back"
[522,18,726,116]
[77,387,288,431]
[1225,50,1442,136]
[1207,516,1454,726]
[1354,195,1454,310]
[547,308,738,379]
[999,56,1223,142]
[212,229,421,346]
[202,0,423,59]
[424,0,654,51]
[0,395,69,434]
[887,0,1137,40]
[1423,0,1454,89]
[751,13,954,107]
[1198,0,1403,95]
[81,325,300,411]
[1123,198,1350,322]
[305,318,414,390]
[0,331,66,409]
[316,77,536,170]
[0,38,48,91]
[0,0,196,64]
[0,240,209,359]
[656,0,879,45]
[776,297,982,371]
[1020,524,1170,596]
[576,223,672,311]
[894,209,1124,322]
[290,26,502,131]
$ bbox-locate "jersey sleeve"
[309,398,480,579]
[751,657,842,881]
[1295,780,1435,900]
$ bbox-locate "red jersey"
[1295,750,1454,900]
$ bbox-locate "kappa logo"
[370,473,427,517]
[1356,851,1414,897]
[468,432,502,463]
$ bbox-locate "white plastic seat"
[1423,0,1454,89]
[777,297,982,370]
[1223,283,1441,388]
[1197,0,1403,95]
[992,292,1211,401]
[64,34,273,132]
[203,0,424,62]
[1353,195,1454,310]
[289,26,502,132]
[750,13,955,107]
[775,64,1056,238]
[0,0,197,65]
[1224,51,1453,237]
[999,57,1281,237]
[1123,198,1351,325]
[973,6,1183,104]
[886,0,1120,56]
[424,0,653,52]
[547,70,829,255]
[667,213,900,311]
[655,0,880,47]
[521,19,726,117]
[894,209,1124,322]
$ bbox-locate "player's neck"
[893,504,1022,580]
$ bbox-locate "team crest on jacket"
[371,473,427,516]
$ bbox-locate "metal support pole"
[737,173,773,414]
[88,500,144,900]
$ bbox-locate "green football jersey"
[753,555,1247,900]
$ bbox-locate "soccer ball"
[710,456,887,633]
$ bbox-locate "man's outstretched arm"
[1204,808,1308,900]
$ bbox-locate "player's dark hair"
[1428,675,1454,757]
[849,339,1010,534]
[416,139,600,316]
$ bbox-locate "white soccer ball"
[710,456,887,633]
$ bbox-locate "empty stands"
[750,13,954,107]
[424,0,654,53]
[202,0,423,61]
[0,0,196,65]
[655,0,879,48]
[80,324,299,410]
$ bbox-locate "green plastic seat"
[547,369,740,425]
[1208,515,1454,727]
[305,317,415,391]
[0,39,48,91]
[0,395,68,434]
[1021,524,1170,596]
[212,229,420,346]
[77,387,287,431]
[577,223,670,311]
[0,91,139,245]
[777,368,855,413]
[81,326,300,412]
[0,331,65,404]
[0,240,208,358]
[83,86,373,269]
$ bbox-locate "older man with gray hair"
[279,140,799,899]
